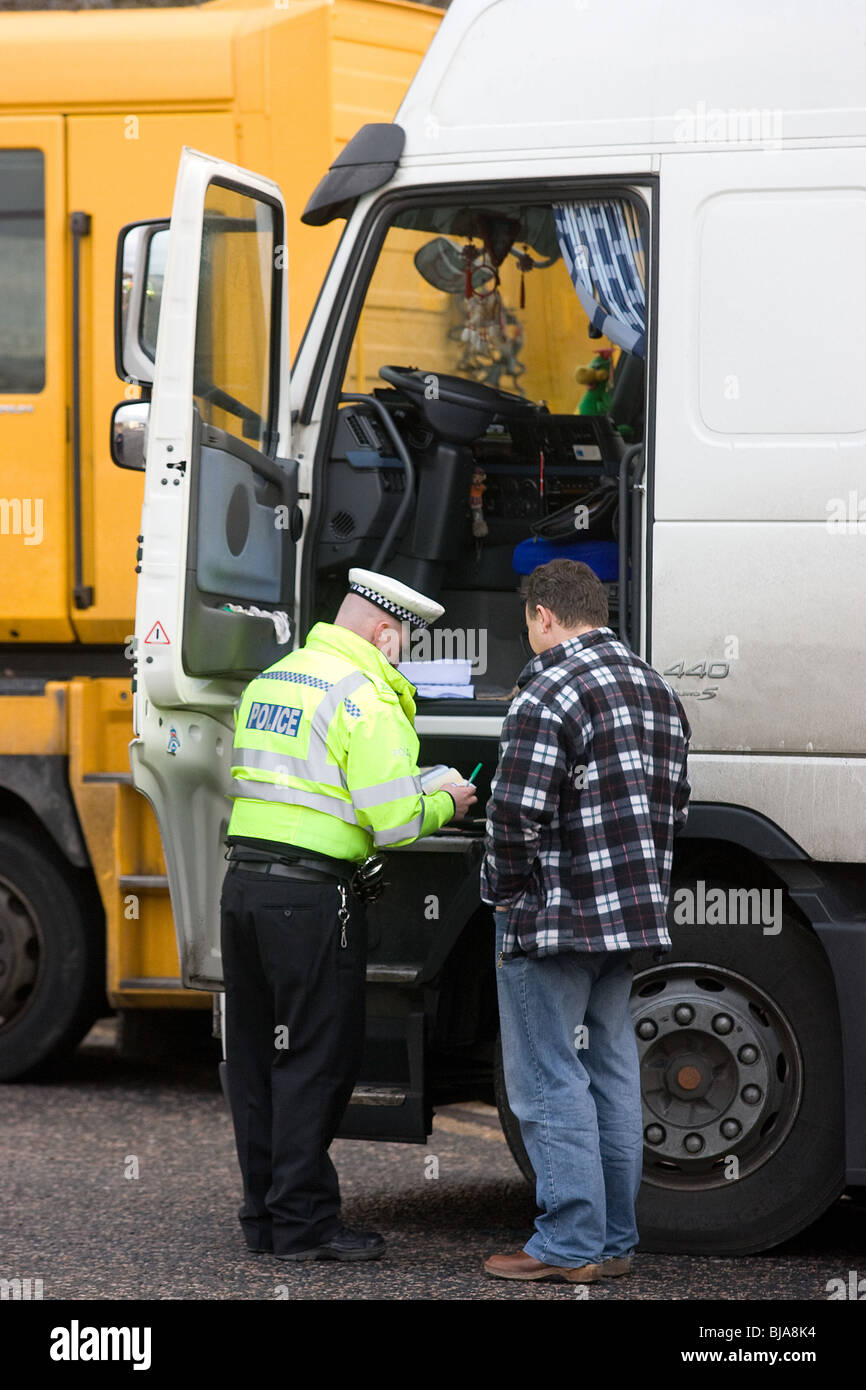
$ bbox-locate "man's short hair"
[520,559,609,630]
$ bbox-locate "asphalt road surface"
[2,1018,864,1303]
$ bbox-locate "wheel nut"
[637,1019,657,1040]
[684,1133,704,1153]
[738,1044,759,1064]
[712,1013,734,1034]
[645,1124,665,1145]
[720,1118,741,1139]
[742,1085,762,1105]
[673,1004,694,1025]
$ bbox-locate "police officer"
[220,569,477,1262]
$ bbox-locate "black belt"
[225,844,354,885]
[229,861,346,885]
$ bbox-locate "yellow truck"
[0,0,441,1076]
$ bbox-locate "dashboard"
[315,389,625,579]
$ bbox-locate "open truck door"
[125,149,299,990]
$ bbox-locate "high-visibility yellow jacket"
[227,621,454,861]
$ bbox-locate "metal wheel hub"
[631,962,803,1189]
[0,877,42,1031]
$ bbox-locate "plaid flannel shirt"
[481,626,691,959]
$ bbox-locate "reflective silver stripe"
[231,777,360,823]
[232,747,343,788]
[373,811,424,846]
[311,671,369,744]
[352,774,422,810]
[233,670,371,793]
[308,671,370,790]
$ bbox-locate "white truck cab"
[113,0,866,1254]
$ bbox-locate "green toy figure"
[575,348,613,415]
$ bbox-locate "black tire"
[0,824,105,1080]
[493,886,845,1254]
[634,890,844,1254]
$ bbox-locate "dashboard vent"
[346,414,371,448]
[330,510,356,538]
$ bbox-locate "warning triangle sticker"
[144,622,170,645]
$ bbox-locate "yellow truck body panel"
[0,0,440,1027]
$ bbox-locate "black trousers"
[220,865,367,1255]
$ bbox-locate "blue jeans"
[495,917,643,1267]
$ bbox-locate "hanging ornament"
[515,245,534,309]
[460,232,508,358]
[461,242,481,300]
[469,465,488,538]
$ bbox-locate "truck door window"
[315,195,648,685]
[193,182,277,453]
[0,149,45,393]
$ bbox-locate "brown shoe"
[483,1251,601,1283]
[599,1254,632,1277]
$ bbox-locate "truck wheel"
[633,889,844,1253]
[493,890,845,1254]
[0,825,104,1081]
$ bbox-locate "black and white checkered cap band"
[349,582,429,629]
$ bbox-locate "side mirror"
[110,400,149,471]
[114,219,169,386]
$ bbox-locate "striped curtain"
[553,200,647,357]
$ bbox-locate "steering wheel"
[379,365,535,419]
[379,364,537,445]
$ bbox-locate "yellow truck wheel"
[0,824,105,1081]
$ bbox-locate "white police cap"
[348,568,444,630]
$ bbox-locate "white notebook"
[414,685,474,699]
[398,659,473,685]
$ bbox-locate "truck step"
[349,1084,407,1107]
[366,964,419,984]
[118,874,169,890]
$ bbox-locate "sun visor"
[301,124,405,227]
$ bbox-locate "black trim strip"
[70,210,93,610]
[630,451,646,650]
[617,442,642,649]
[679,802,808,860]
